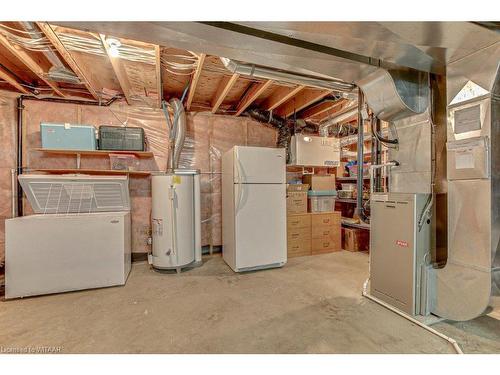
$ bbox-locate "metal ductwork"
[430,41,500,321]
[356,68,429,122]
[220,57,356,93]
[20,22,81,85]
[318,100,358,136]
[164,98,186,172]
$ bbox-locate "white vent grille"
[19,175,130,214]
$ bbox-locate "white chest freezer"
[5,174,132,299]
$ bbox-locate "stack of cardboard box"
[286,175,341,258]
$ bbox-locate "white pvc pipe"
[361,277,463,354]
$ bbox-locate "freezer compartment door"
[234,146,285,184]
[234,183,286,270]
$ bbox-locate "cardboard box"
[302,174,336,191]
[287,191,307,214]
[342,227,370,252]
[287,183,309,192]
[336,162,348,178]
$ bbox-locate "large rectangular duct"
[430,41,500,321]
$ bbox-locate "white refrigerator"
[222,146,287,272]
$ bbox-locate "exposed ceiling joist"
[275,88,333,118]
[0,65,30,94]
[0,33,65,97]
[262,85,305,111]
[211,73,239,113]
[186,53,206,111]
[300,98,348,120]
[154,45,162,107]
[100,34,132,105]
[234,79,273,116]
[37,22,100,100]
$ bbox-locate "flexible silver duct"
[318,100,358,136]
[164,98,186,172]
[220,57,355,93]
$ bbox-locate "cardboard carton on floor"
[342,227,370,252]
[302,174,336,191]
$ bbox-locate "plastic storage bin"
[109,153,140,171]
[99,126,145,151]
[307,190,336,213]
[40,123,97,150]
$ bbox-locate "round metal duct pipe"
[356,68,429,122]
[220,57,355,92]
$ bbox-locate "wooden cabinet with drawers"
[287,211,341,258]
[310,212,341,255]
[287,213,311,258]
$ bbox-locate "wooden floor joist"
[0,33,65,97]
[186,53,206,111]
[100,34,132,105]
[234,80,273,116]
[300,98,348,120]
[0,65,30,94]
[211,73,239,113]
[261,85,305,112]
[275,88,333,118]
[37,22,100,100]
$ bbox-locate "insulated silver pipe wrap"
[170,98,186,170]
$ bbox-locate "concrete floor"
[0,251,499,354]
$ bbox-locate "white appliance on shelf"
[222,146,287,272]
[289,134,340,167]
[149,170,202,273]
[5,174,131,299]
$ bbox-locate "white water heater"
[150,170,202,272]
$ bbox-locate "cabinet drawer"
[311,237,341,253]
[287,227,311,242]
[311,212,340,227]
[287,239,311,258]
[287,214,311,230]
[312,226,339,239]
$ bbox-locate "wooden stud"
[234,79,273,116]
[0,33,65,97]
[275,88,332,118]
[211,73,239,113]
[261,85,305,111]
[300,98,348,120]
[0,65,30,94]
[154,45,162,108]
[99,34,132,105]
[36,22,100,100]
[186,53,206,111]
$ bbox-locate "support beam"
[234,80,273,116]
[0,33,65,97]
[186,53,205,110]
[0,65,30,94]
[300,98,348,120]
[37,22,100,100]
[211,73,239,113]
[154,45,162,108]
[275,88,332,118]
[99,34,132,105]
[261,85,305,111]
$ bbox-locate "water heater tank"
[150,170,202,272]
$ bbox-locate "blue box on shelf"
[40,122,97,150]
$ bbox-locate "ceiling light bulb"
[106,38,121,58]
[109,45,119,58]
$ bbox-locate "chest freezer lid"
[19,174,130,214]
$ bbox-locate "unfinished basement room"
[0,2,499,370]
